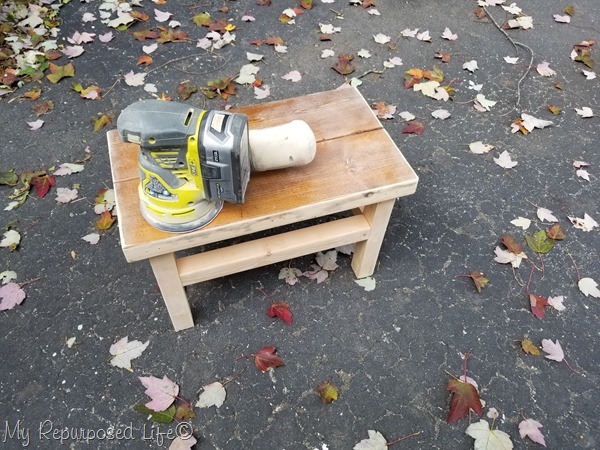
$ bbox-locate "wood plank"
[235,85,382,140]
[149,253,194,331]
[177,215,371,285]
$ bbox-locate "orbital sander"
[117,100,317,232]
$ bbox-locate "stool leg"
[351,199,396,279]
[149,253,194,331]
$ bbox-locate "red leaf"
[546,224,565,240]
[96,211,116,230]
[332,53,355,75]
[30,174,55,198]
[254,346,284,372]
[401,121,425,135]
[447,378,483,423]
[529,294,549,319]
[501,234,523,255]
[267,302,293,325]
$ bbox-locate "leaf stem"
[525,260,535,295]
[222,368,246,387]
[18,277,42,288]
[563,359,579,374]
[257,287,274,304]
[386,431,421,446]
[463,351,470,380]
[566,251,581,282]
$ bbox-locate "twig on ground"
[482,6,534,114]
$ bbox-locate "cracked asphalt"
[1,0,599,449]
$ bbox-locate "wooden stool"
[107,86,418,331]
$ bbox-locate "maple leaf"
[124,71,146,86]
[519,419,546,447]
[110,337,149,370]
[278,267,302,285]
[314,381,338,404]
[133,404,176,423]
[402,120,425,135]
[355,276,376,291]
[520,337,541,355]
[303,264,329,283]
[267,301,293,325]
[537,207,558,223]
[469,272,489,293]
[466,420,514,450]
[33,100,54,116]
[27,120,44,131]
[575,106,594,118]
[82,233,100,245]
[0,230,21,252]
[0,271,17,285]
[525,230,554,254]
[139,375,179,411]
[529,294,549,319]
[30,173,55,198]
[46,63,75,84]
[372,102,396,119]
[441,28,458,41]
[177,81,197,100]
[463,60,478,72]
[174,403,195,421]
[469,141,494,154]
[447,377,483,423]
[169,435,197,450]
[282,70,302,82]
[546,224,565,240]
[133,29,160,41]
[0,282,27,311]
[536,61,556,77]
[431,109,450,120]
[55,187,79,204]
[316,250,339,271]
[353,430,387,450]
[510,217,531,230]
[548,295,566,311]
[157,28,189,44]
[332,53,355,75]
[195,381,226,408]
[93,114,112,132]
[494,151,517,169]
[96,211,116,230]
[541,339,564,361]
[414,80,440,97]
[373,33,391,44]
[578,277,600,298]
[568,213,598,231]
[254,346,284,372]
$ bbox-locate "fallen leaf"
[401,28,419,38]
[282,70,302,82]
[82,233,100,245]
[474,94,496,111]
[416,30,431,42]
[0,283,27,311]
[553,14,570,23]
[314,381,338,404]
[431,109,450,120]
[62,45,85,58]
[575,107,594,118]
[466,420,514,450]
[254,346,284,372]
[529,294,549,319]
[463,60,478,72]
[469,272,489,293]
[154,9,172,22]
[278,267,302,285]
[133,404,175,423]
[469,141,494,154]
[27,119,44,130]
[510,217,531,230]
[55,187,79,204]
[30,174,55,198]
[447,377,483,423]
[124,71,147,86]
[96,211,116,230]
[520,338,540,355]
[546,224,565,240]
[399,111,416,121]
[372,102,396,119]
[519,419,546,446]
[504,56,519,64]
[402,121,425,135]
[536,61,556,77]
[525,230,554,254]
[0,270,17,284]
[46,63,75,84]
[355,277,376,291]
[576,169,591,181]
[54,163,85,176]
[568,213,598,231]
[93,114,112,132]
[548,295,565,311]
[578,277,600,298]
[493,150,517,169]
[110,337,150,370]
[195,381,226,408]
[541,339,564,362]
[332,53,355,75]
[139,375,179,411]
[267,301,293,325]
[168,435,197,450]
[353,430,387,450]
[177,81,198,100]
[519,113,554,132]
[373,33,391,44]
[441,28,457,40]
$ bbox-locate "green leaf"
[0,171,18,186]
[525,230,554,254]
[46,63,75,84]
[133,404,176,423]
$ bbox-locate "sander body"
[117,100,316,233]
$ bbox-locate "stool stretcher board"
[107,85,418,331]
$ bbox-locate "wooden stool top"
[107,85,418,262]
